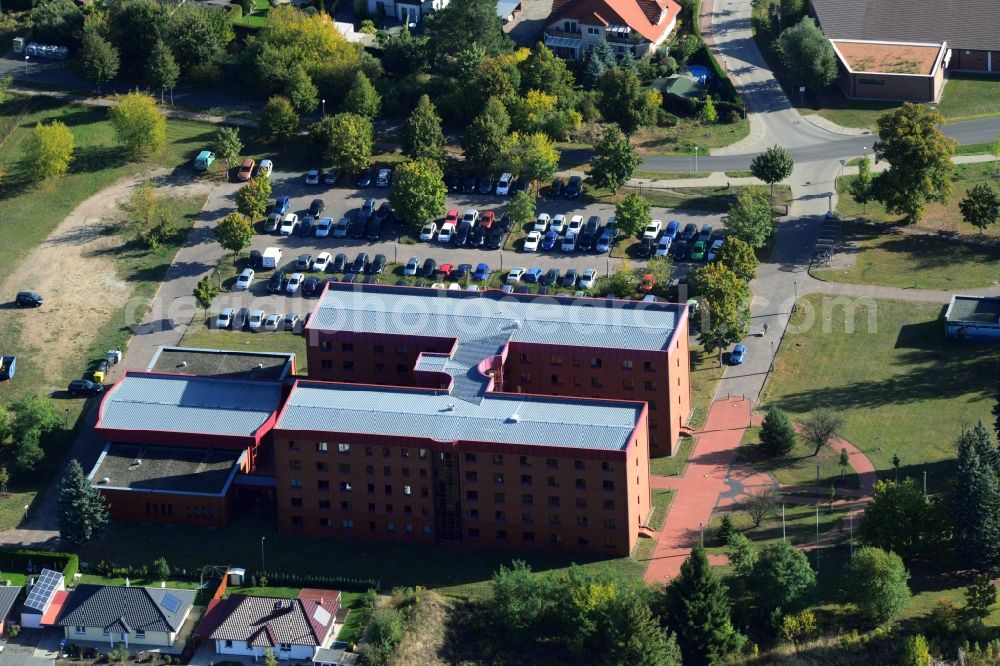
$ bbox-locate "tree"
[9,395,61,440]
[215,212,254,263]
[120,180,174,249]
[843,547,911,625]
[215,127,243,171]
[716,513,736,546]
[960,183,1000,234]
[965,573,997,626]
[897,634,931,666]
[503,131,559,187]
[779,0,805,22]
[689,262,751,358]
[78,28,119,94]
[726,532,758,578]
[994,377,1000,443]
[22,121,74,182]
[673,34,701,66]
[800,406,843,456]
[700,96,717,124]
[505,191,536,230]
[108,92,166,158]
[401,95,445,163]
[750,145,794,195]
[748,542,816,613]
[954,423,1000,570]
[660,546,745,664]
[262,648,279,666]
[15,430,44,473]
[759,407,796,456]
[285,66,319,114]
[615,192,652,239]
[589,126,639,194]
[717,237,758,282]
[597,67,661,135]
[646,256,673,292]
[858,479,942,560]
[606,262,639,297]
[726,186,773,248]
[872,103,956,224]
[310,113,373,173]
[424,0,511,62]
[777,18,837,89]
[991,132,1000,175]
[740,486,778,528]
[58,459,109,545]
[0,466,9,497]
[848,154,876,214]
[463,98,511,172]
[388,159,447,229]
[839,448,850,480]
[583,48,609,90]
[146,39,179,104]
[343,70,381,119]
[615,601,681,666]
[154,556,170,581]
[520,42,574,99]
[235,175,272,220]
[780,609,816,652]
[32,0,84,47]
[193,275,218,314]
[258,96,299,144]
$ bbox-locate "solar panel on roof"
[24,568,62,611]
[313,605,332,627]
[161,592,181,613]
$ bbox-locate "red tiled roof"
[549,0,681,43]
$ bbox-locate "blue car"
[273,195,291,216]
[541,229,559,251]
[729,344,746,365]
[473,263,491,281]
[664,220,680,241]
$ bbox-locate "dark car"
[673,239,690,261]
[452,263,472,279]
[578,216,601,252]
[350,252,369,273]
[344,272,359,283]
[564,176,582,199]
[698,224,714,243]
[322,170,339,186]
[349,216,367,239]
[331,253,348,272]
[512,177,531,195]
[375,202,393,222]
[541,268,560,286]
[461,173,478,194]
[498,213,514,233]
[636,238,656,259]
[516,285,531,294]
[248,249,262,269]
[477,173,495,194]
[549,178,565,198]
[356,169,373,187]
[308,199,326,217]
[273,195,291,216]
[15,291,43,307]
[362,274,377,284]
[366,217,382,241]
[680,223,699,241]
[420,258,437,278]
[486,226,505,250]
[470,226,487,247]
[302,276,321,297]
[454,221,472,246]
[359,198,377,219]
[68,379,103,396]
[298,216,314,237]
[266,270,286,294]
[560,268,578,288]
[368,254,387,274]
[234,307,250,329]
[444,170,461,192]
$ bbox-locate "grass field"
[632,117,750,156]
[759,296,1000,490]
[648,489,674,532]
[738,426,860,490]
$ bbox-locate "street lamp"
[260,536,266,572]
[769,339,774,372]
[393,243,397,263]
[23,505,28,520]
[792,280,798,313]
[321,99,326,116]
[24,55,29,80]
[694,146,699,174]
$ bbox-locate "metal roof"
[57,585,195,633]
[277,381,643,451]
[308,283,682,352]
[98,372,283,437]
[0,585,22,620]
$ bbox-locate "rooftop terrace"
[148,346,294,382]
[89,443,244,495]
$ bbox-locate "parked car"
[541,229,559,251]
[279,213,299,236]
[564,175,582,198]
[248,309,265,330]
[708,239,724,261]
[566,215,584,237]
[532,214,551,233]
[315,217,333,238]
[643,220,663,240]
[473,263,491,281]
[506,267,526,283]
[462,209,480,226]
[512,177,531,195]
[496,173,514,195]
[690,240,707,261]
[664,220,680,241]
[349,216,367,239]
[636,238,655,259]
[549,178,565,198]
[439,263,455,278]
[698,224,714,243]
[439,221,457,243]
[420,258,437,278]
[302,276,321,297]
[273,195,291,216]
[729,344,747,365]
[541,268,560,286]
[68,378,103,396]
[444,170,461,191]
[267,270,286,294]
[264,213,281,233]
[673,239,689,261]
[404,257,421,276]
[216,307,234,329]
[284,313,300,331]
[461,173,478,193]
[331,253,348,272]
[680,223,698,241]
[477,173,494,194]
[560,268,578,288]
[656,237,672,257]
[258,160,273,178]
[193,150,215,171]
[523,268,543,283]
[351,253,369,273]
[376,167,392,187]
[595,226,616,254]
[238,158,255,182]
[560,234,576,252]
[579,268,597,289]
[15,291,43,307]
[305,169,320,185]
[366,217,382,241]
[356,169,373,187]
[578,218,599,252]
[313,252,332,272]
[296,254,313,271]
[322,169,338,185]
[375,202,393,222]
[298,216,314,237]
[470,225,487,247]
[486,226,505,250]
[234,307,250,329]
[308,199,326,217]
[368,254,387,274]
[418,221,438,241]
[359,198,376,219]
[286,272,304,295]
[523,231,542,252]
[333,218,350,238]
[452,263,472,279]
[233,268,254,291]
[263,313,282,331]
[498,213,514,233]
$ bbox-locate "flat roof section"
[97,372,284,438]
[308,283,683,352]
[946,295,1000,324]
[832,39,942,74]
[276,380,644,451]
[148,346,294,382]
[89,443,245,495]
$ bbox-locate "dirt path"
[0,171,213,394]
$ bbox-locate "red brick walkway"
[643,396,752,583]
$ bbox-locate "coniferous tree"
[954,423,1000,570]
[759,407,796,456]
[58,459,109,545]
[993,377,1000,443]
[401,94,446,163]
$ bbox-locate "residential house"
[56,585,196,649]
[20,569,64,629]
[543,0,682,60]
[0,586,23,635]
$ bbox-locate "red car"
[439,263,455,278]
[237,158,255,182]
[479,211,495,229]
[445,209,459,225]
[639,273,656,293]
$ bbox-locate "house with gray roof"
[57,585,196,649]
[0,585,23,635]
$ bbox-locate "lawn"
[759,296,1000,490]
[687,342,726,430]
[738,426,860,490]
[633,170,711,180]
[587,184,792,214]
[631,117,750,156]
[650,435,693,476]
[647,489,674,532]
[707,501,851,552]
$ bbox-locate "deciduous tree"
[777,18,837,89]
[215,126,243,171]
[740,486,778,529]
[780,610,816,652]
[700,96,717,124]
[58,459,109,545]
[597,67,661,135]
[848,154,876,214]
[258,96,299,144]
[285,65,319,115]
[401,94,445,163]
[589,126,639,194]
[505,191,536,230]
[192,276,218,314]
[717,237,758,282]
[235,175,272,220]
[689,262,750,358]
[108,91,165,158]
[343,70,381,119]
[424,0,511,62]
[606,262,639,297]
[463,97,511,172]
[146,39,179,104]
[388,158,447,229]
[750,145,794,195]
[759,407,796,456]
[800,406,843,456]
[310,113,373,173]
[215,212,254,263]
[78,28,119,94]
[725,186,773,248]
[23,121,74,181]
[726,532,758,577]
[519,42,574,100]
[747,542,815,613]
[615,192,651,239]
[897,634,932,666]
[858,479,944,559]
[960,183,1000,234]
[843,547,911,625]
[503,131,559,187]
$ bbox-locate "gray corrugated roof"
[57,586,195,633]
[208,596,335,647]
[277,381,642,451]
[809,0,1000,52]
[0,586,22,618]
[308,284,681,352]
[99,373,283,437]
[946,295,1000,324]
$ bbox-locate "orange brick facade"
[98,487,236,527]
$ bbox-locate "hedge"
[688,0,745,109]
[0,548,78,580]
[257,570,380,592]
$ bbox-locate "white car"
[233,268,254,291]
[258,160,273,178]
[523,231,542,252]
[560,234,576,252]
[263,313,282,331]
[438,222,456,243]
[313,252,332,272]
[656,237,672,257]
[248,309,265,330]
[376,168,392,187]
[532,213,551,233]
[333,218,350,238]
[550,214,566,235]
[496,172,514,195]
[315,217,333,238]
[708,239,724,261]
[643,219,663,240]
[462,209,479,226]
[404,257,420,276]
[506,267,526,283]
[286,272,304,295]
[216,307,234,329]
[279,213,299,236]
[305,169,320,185]
[420,222,438,241]
[579,268,597,289]
[566,215,584,237]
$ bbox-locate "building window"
[316,442,328,452]
[495,492,505,503]
[604,518,616,529]
[576,498,587,509]
[225,640,233,648]
[590,358,602,368]
[337,501,348,510]
[574,460,585,470]
[291,497,303,507]
[317,462,329,472]
[320,518,332,529]
[468,528,480,538]
[587,26,599,35]
[421,487,429,498]
[288,441,299,451]
[547,476,559,488]
[384,466,392,476]
[337,443,350,454]
[649,400,657,412]
[466,471,478,482]
[338,463,349,473]
[342,519,355,528]
[465,453,477,463]
[367,483,375,494]
[396,346,407,355]
[288,460,301,471]
[644,361,653,372]
[495,510,506,521]
[405,523,414,534]
[602,462,615,472]
[550,355,562,366]
[523,531,535,543]
[563,19,578,32]
[603,480,615,491]
[320,341,331,352]
[366,465,374,476]
[404,505,412,515]
[374,363,386,372]
[575,478,586,490]
[591,377,602,388]
[546,458,558,469]
[521,494,534,506]
[497,529,508,540]
[374,344,384,355]
[603,500,615,510]
[384,484,393,495]
[522,512,534,524]
[401,449,410,459]
[383,448,391,458]
[492,454,504,465]
[494,473,505,484]
[577,516,588,527]
[404,485,412,495]
[468,508,479,519]
[420,469,428,479]
[387,522,395,532]
[623,379,634,390]
[548,496,560,507]
[419,448,427,459]
[368,503,376,512]
[604,538,615,549]
[645,381,654,391]
[549,533,562,545]
[578,537,589,547]
[519,352,528,362]
[338,481,351,492]
[520,474,533,486]
[321,359,332,369]
[365,446,373,456]
[519,456,530,467]
[290,478,302,489]
[520,372,530,382]
[467,490,478,501]
[551,374,560,385]
[291,516,304,527]
[342,361,354,371]
[548,514,560,526]
[385,504,394,514]
[622,359,633,370]
[75,626,86,635]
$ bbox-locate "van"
[194,151,215,171]
[261,247,283,270]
